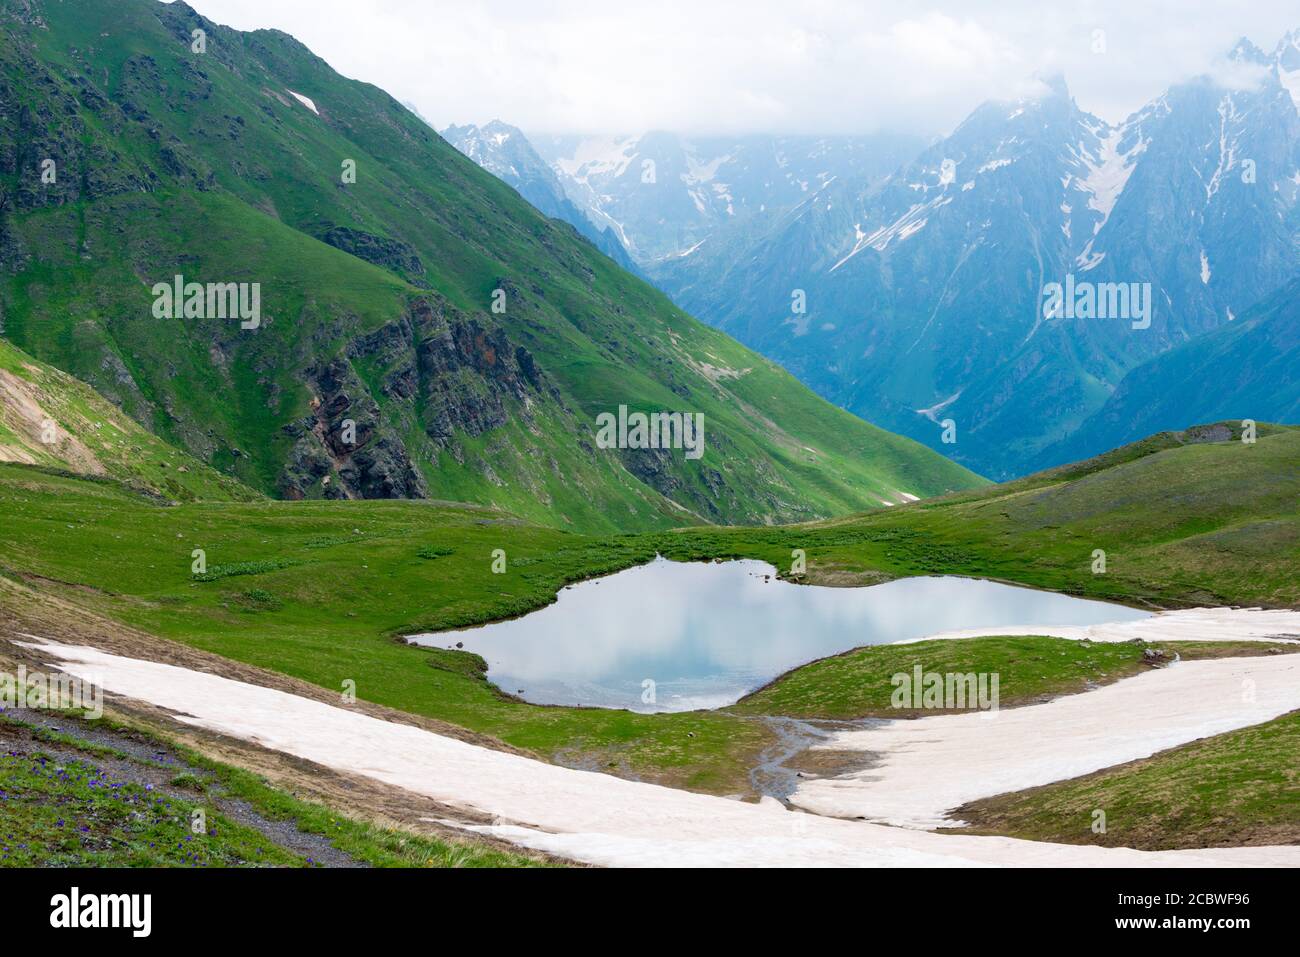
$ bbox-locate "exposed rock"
[278,353,426,501]
[320,226,427,285]
[618,446,683,498]
[411,298,553,445]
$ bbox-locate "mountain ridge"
[440,119,641,274]
[0,0,982,532]
[647,37,1300,479]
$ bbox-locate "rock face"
[277,295,552,500]
[320,226,428,286]
[416,307,552,444]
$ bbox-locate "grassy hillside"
[0,337,258,501]
[0,707,548,867]
[661,423,1300,609]
[0,0,980,532]
[733,636,1299,720]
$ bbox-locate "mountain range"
[0,0,979,532]
[530,130,925,264]
[650,37,1300,479]
[450,37,1300,480]
[440,120,640,274]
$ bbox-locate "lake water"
[407,558,1152,712]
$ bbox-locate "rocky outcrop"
[0,40,197,209]
[277,295,552,500]
[416,303,551,444]
[320,226,428,286]
[618,447,683,499]
[278,354,427,501]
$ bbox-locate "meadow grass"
[1,426,1295,799]
[950,711,1300,849]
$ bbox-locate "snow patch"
[831,196,952,270]
[1075,239,1105,271]
[22,631,1300,868]
[286,90,318,115]
[914,390,962,423]
[790,609,1300,830]
[554,136,638,184]
[681,149,731,185]
[1078,126,1146,234]
[1205,96,1241,200]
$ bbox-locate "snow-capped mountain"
[532,131,926,262]
[652,36,1300,479]
[440,120,639,273]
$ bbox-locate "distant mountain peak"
[1275,27,1300,53]
[1273,29,1300,107]
[440,120,641,271]
[1228,36,1270,64]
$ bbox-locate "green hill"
[663,422,1300,609]
[0,336,258,501]
[0,0,980,532]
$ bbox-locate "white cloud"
[1204,58,1272,92]
[182,0,1299,135]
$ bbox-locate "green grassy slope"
[0,0,981,531]
[0,709,548,866]
[733,637,1300,720]
[734,636,1156,720]
[953,711,1300,849]
[0,727,305,867]
[1035,279,1300,469]
[661,423,1300,609]
[0,336,258,501]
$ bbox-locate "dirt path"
[1,713,366,867]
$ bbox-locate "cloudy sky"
[184,0,1298,136]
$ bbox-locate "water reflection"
[408,558,1150,712]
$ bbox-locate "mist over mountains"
[452,31,1300,479]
